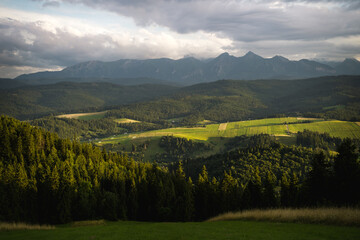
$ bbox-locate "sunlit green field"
[57,111,107,120]
[1,220,359,240]
[97,117,360,161]
[99,117,360,145]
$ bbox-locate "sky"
[0,0,360,78]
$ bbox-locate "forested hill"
[1,75,359,121]
[0,82,178,120]
[1,116,359,224]
[107,76,360,123]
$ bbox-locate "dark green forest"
[1,116,359,224]
[0,82,177,120]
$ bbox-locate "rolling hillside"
[107,76,360,123]
[97,117,360,162]
[2,75,359,121]
[0,82,178,119]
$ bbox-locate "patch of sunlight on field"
[218,123,228,131]
[114,118,140,124]
[269,124,288,135]
[57,111,107,120]
[98,118,360,147]
[288,121,360,138]
[247,126,268,135]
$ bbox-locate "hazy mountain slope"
[335,58,360,75]
[16,52,355,85]
[16,57,204,84]
[0,82,178,119]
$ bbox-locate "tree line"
[0,116,359,224]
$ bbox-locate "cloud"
[42,1,60,8]
[0,11,232,77]
[47,0,360,42]
[1,1,360,78]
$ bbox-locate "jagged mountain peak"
[15,52,359,84]
[216,52,231,58]
[272,55,290,62]
[243,51,263,60]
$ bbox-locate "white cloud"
[0,7,234,77]
[0,0,359,78]
[0,65,62,78]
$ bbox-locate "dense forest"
[30,116,165,140]
[0,82,177,120]
[1,116,359,224]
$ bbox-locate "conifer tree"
[263,171,277,208]
[333,139,360,205]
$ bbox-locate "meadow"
[96,117,360,161]
[99,117,360,146]
[1,219,360,240]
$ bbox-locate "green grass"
[1,220,359,240]
[97,117,360,161]
[99,117,360,145]
[288,121,360,138]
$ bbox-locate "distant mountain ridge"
[16,52,360,85]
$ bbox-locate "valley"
[97,117,360,162]
[1,1,360,239]
[1,75,360,239]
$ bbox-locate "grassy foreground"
[0,222,55,231]
[1,220,360,240]
[208,208,360,227]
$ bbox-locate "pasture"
[99,117,360,145]
[1,220,359,240]
[97,117,360,161]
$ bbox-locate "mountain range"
[15,52,360,85]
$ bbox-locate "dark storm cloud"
[44,0,360,42]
